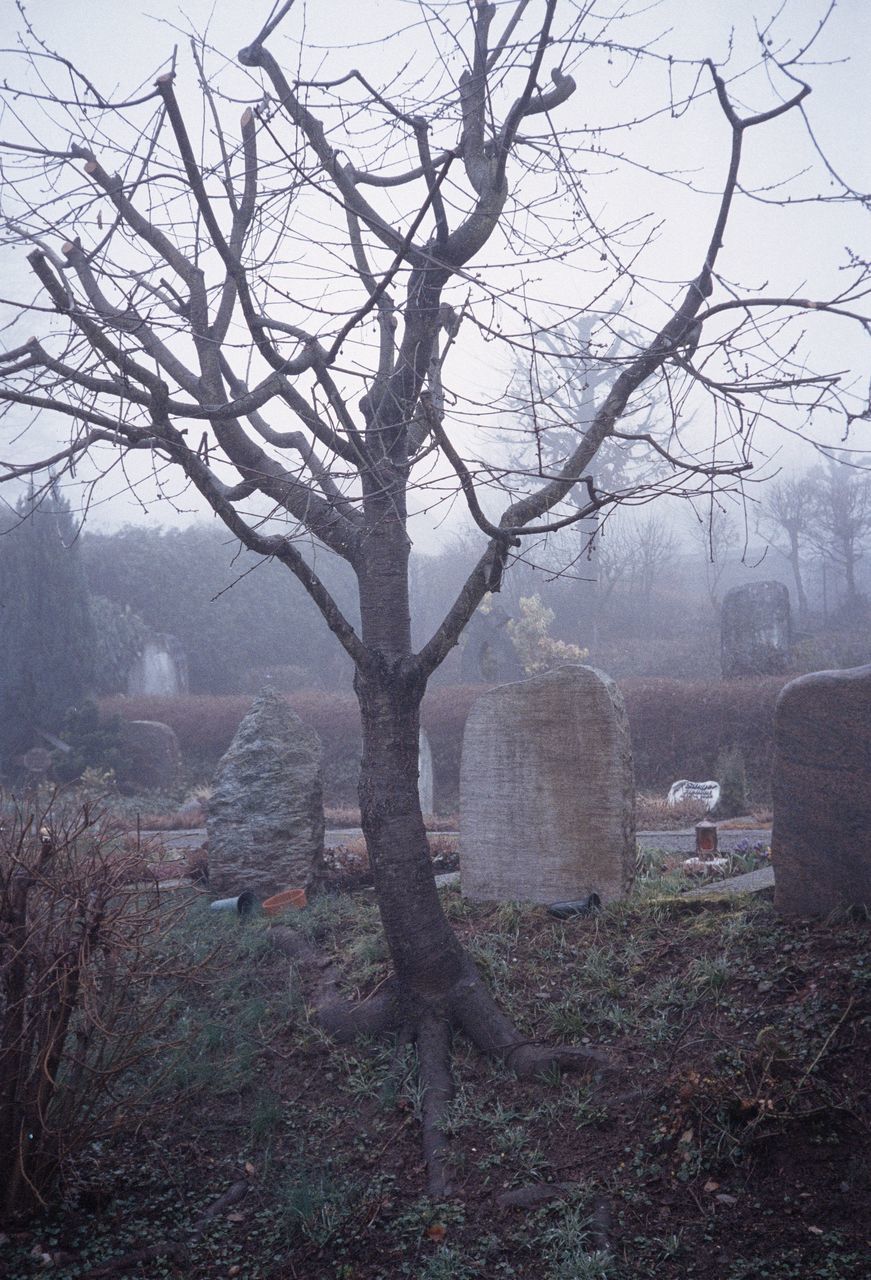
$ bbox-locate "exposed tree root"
[416,1011,454,1197]
[267,928,616,1196]
[448,955,614,1079]
[268,925,401,1041]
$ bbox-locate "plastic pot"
[262,887,308,916]
[210,890,259,917]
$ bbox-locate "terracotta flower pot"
[262,887,307,916]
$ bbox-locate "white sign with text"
[667,779,720,810]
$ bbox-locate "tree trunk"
[355,669,464,996]
[788,532,809,625]
[844,542,858,608]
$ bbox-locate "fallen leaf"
[808,1226,824,1236]
[716,1194,738,1206]
[244,1161,256,1177]
[704,1180,720,1193]
[228,1211,245,1222]
[426,1223,447,1242]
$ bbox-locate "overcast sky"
[0,0,868,541]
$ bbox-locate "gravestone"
[118,720,180,791]
[460,665,635,904]
[721,581,791,678]
[460,605,524,683]
[419,729,434,816]
[127,634,189,697]
[208,686,324,897]
[771,664,871,916]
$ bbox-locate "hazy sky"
[0,0,868,540]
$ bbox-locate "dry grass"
[136,807,206,831]
[634,791,711,830]
[325,807,459,831]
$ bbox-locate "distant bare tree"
[810,458,871,615]
[687,502,742,614]
[757,473,817,624]
[593,508,677,629]
[0,1,868,1187]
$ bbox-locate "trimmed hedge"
[102,675,792,809]
[619,676,789,795]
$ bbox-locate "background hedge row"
[102,675,790,810]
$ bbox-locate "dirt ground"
[1,872,867,1280]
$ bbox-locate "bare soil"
[1,881,867,1280]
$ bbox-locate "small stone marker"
[771,664,871,916]
[721,580,791,678]
[419,729,434,816]
[208,686,324,897]
[667,779,720,810]
[460,665,635,905]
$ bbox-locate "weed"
[250,1088,284,1143]
[270,1163,363,1246]
[540,1206,614,1280]
[687,952,731,997]
[415,1245,478,1279]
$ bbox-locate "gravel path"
[140,826,772,855]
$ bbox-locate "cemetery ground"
[1,828,868,1280]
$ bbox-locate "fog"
[1,0,869,697]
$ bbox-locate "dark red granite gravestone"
[771,664,871,916]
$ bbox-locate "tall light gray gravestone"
[208,686,325,896]
[460,666,636,904]
[721,580,791,678]
[419,729,434,817]
[771,664,871,916]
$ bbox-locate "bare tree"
[686,501,742,615]
[757,473,817,624]
[0,1,868,1188]
[810,457,871,615]
[603,510,677,613]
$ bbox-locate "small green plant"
[541,1206,614,1280]
[51,700,132,784]
[271,1163,363,1246]
[687,952,731,997]
[416,1245,478,1280]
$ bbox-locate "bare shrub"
[0,793,182,1220]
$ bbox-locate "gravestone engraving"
[460,665,635,904]
[771,664,871,916]
[721,581,791,678]
[208,686,324,896]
